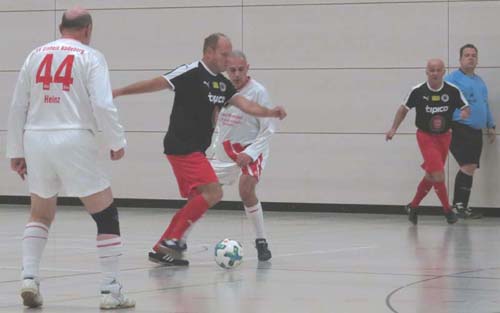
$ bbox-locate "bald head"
[426,58,446,89]
[60,6,92,30]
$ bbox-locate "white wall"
[1,0,499,208]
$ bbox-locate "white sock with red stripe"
[96,236,122,286]
[244,202,266,239]
[22,222,49,279]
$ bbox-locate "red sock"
[434,181,451,212]
[411,178,434,208]
[156,194,210,246]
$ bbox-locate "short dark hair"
[203,33,228,53]
[460,44,478,58]
[60,12,92,30]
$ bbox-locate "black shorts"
[450,122,483,167]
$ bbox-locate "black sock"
[453,170,473,207]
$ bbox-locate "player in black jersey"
[386,59,470,225]
[113,33,286,265]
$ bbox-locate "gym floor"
[0,205,499,313]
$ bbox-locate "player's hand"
[112,89,121,99]
[110,148,125,160]
[271,106,287,120]
[385,129,396,141]
[487,128,496,144]
[460,107,470,120]
[10,158,27,180]
[236,153,252,168]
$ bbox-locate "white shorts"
[24,130,110,198]
[210,157,266,186]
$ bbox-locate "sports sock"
[244,202,266,239]
[22,222,49,279]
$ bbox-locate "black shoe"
[157,239,187,260]
[405,204,418,225]
[255,238,272,261]
[148,251,189,266]
[456,204,483,220]
[444,210,458,224]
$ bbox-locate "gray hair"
[230,50,247,61]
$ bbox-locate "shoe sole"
[21,289,42,308]
[148,252,189,266]
[101,303,136,309]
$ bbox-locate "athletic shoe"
[255,238,272,261]
[20,278,43,308]
[100,280,135,310]
[405,204,418,225]
[148,251,189,266]
[444,210,458,224]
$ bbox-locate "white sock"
[97,236,122,287]
[22,222,49,279]
[244,202,266,239]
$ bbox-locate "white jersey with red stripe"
[211,78,276,165]
[6,38,126,158]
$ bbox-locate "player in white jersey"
[209,51,276,261]
[6,7,134,309]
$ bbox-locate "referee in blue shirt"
[445,44,496,219]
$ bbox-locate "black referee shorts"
[450,122,483,167]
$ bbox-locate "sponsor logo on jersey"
[212,81,219,89]
[441,94,449,102]
[423,96,429,101]
[203,81,210,88]
[425,105,449,114]
[208,92,226,104]
[220,82,226,92]
[429,115,445,132]
[431,95,441,101]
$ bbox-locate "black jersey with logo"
[404,81,468,134]
[162,61,237,155]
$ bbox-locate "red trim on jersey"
[167,152,218,198]
[416,130,451,173]
[223,140,263,181]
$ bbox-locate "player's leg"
[20,194,56,308]
[152,153,220,265]
[55,130,133,309]
[239,174,272,261]
[20,131,61,308]
[81,188,135,309]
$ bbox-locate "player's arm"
[113,76,171,98]
[385,105,409,141]
[89,53,127,157]
[228,94,286,120]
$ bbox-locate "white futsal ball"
[214,238,243,269]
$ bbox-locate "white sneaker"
[20,278,43,308]
[100,281,135,310]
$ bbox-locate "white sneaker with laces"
[100,281,135,310]
[20,278,43,308]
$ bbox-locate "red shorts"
[167,152,218,198]
[416,129,451,173]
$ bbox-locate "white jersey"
[211,78,276,163]
[6,38,126,158]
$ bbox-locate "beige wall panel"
[84,8,241,70]
[0,1,53,11]
[0,12,55,71]
[0,73,19,130]
[253,68,424,133]
[56,0,241,10]
[244,0,439,4]
[244,133,445,205]
[449,2,500,68]
[243,3,447,69]
[110,71,173,132]
[105,132,181,199]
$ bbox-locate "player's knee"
[90,204,120,235]
[460,165,477,176]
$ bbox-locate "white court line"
[0,245,377,275]
[195,244,378,265]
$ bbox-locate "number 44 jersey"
[6,38,126,158]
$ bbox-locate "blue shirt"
[445,69,495,130]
